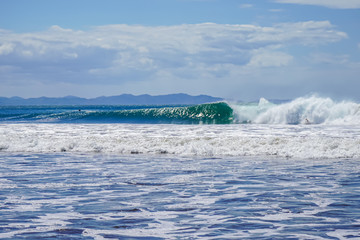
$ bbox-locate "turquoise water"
[0,102,233,124]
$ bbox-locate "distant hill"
[0,93,224,106]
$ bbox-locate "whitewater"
[1,123,360,159]
[234,96,360,125]
[1,95,360,239]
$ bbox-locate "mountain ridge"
[0,93,224,106]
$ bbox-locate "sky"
[0,0,359,101]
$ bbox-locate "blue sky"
[0,0,359,101]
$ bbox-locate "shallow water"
[1,153,359,239]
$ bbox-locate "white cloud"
[0,21,345,64]
[274,0,360,9]
[0,22,349,98]
[0,43,15,55]
[247,21,347,45]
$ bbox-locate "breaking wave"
[1,95,359,125]
[232,96,360,125]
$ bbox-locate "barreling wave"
[84,102,234,124]
[0,102,234,124]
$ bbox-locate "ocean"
[0,95,360,239]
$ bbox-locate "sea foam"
[232,96,360,125]
[1,123,359,159]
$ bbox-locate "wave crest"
[232,96,360,125]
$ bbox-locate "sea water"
[0,96,360,239]
[1,154,360,239]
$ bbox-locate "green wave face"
[107,102,234,124]
[183,102,234,124]
[0,102,234,124]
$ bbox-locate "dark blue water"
[1,153,359,239]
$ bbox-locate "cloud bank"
[0,21,351,99]
[274,0,360,9]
